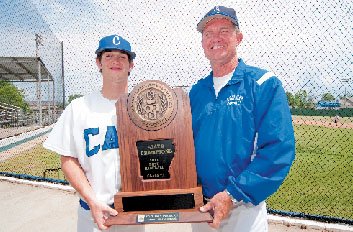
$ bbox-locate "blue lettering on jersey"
[84,126,119,157]
[84,128,100,157]
[102,126,118,150]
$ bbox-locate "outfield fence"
[0,0,352,225]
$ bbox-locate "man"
[189,6,295,232]
[43,35,144,232]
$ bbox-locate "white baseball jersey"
[43,91,121,205]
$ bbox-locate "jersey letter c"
[84,128,100,157]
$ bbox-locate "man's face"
[201,18,242,65]
[96,50,133,84]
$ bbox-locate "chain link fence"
[0,0,352,224]
[0,0,63,129]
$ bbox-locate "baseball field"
[0,115,352,220]
[267,117,353,220]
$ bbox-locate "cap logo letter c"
[112,36,121,45]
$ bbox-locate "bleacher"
[0,102,31,128]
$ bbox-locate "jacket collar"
[201,58,245,87]
[229,58,246,84]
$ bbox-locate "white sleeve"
[43,103,77,157]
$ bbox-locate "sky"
[0,0,352,103]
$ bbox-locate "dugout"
[0,56,56,126]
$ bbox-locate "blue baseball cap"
[95,35,136,60]
[197,6,239,33]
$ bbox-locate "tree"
[306,94,316,109]
[287,90,316,109]
[293,90,309,108]
[286,92,295,108]
[68,94,83,104]
[0,80,30,112]
[321,92,335,101]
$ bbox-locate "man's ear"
[236,32,243,45]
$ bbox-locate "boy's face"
[96,50,134,84]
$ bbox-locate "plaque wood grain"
[115,88,197,192]
[108,82,211,225]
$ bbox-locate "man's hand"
[200,191,234,228]
[89,201,118,230]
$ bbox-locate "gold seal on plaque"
[127,80,177,131]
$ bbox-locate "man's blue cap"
[197,6,239,33]
[95,35,136,60]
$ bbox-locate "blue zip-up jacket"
[189,59,295,205]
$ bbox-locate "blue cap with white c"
[197,6,239,33]
[95,35,136,60]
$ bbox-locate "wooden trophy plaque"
[105,80,212,225]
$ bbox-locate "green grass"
[268,125,353,220]
[0,144,64,179]
[0,124,352,220]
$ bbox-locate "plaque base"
[105,210,213,225]
[105,187,213,225]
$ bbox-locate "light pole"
[341,78,351,108]
[35,33,43,57]
[61,41,65,109]
[35,33,43,126]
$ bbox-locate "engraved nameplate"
[136,212,180,223]
[136,139,175,179]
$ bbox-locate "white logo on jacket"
[226,94,243,105]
